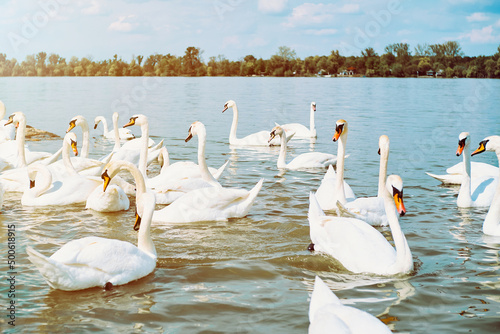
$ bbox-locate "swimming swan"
[309,276,391,334]
[472,136,500,236]
[26,191,157,291]
[268,125,336,169]
[456,132,497,208]
[315,119,355,210]
[142,121,264,223]
[222,100,294,146]
[337,135,390,226]
[278,101,317,139]
[94,114,135,140]
[308,175,413,276]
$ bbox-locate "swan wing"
[287,152,337,170]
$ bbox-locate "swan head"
[222,100,236,113]
[456,132,470,156]
[185,121,206,142]
[472,135,500,156]
[123,114,147,128]
[64,132,79,156]
[332,119,347,142]
[67,115,86,133]
[268,125,284,143]
[311,102,316,112]
[93,116,103,129]
[386,175,406,216]
[378,135,390,155]
[4,111,25,127]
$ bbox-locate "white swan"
[222,100,294,146]
[456,132,497,208]
[67,115,90,158]
[0,112,61,168]
[21,133,103,206]
[268,125,336,169]
[337,135,390,226]
[279,102,317,139]
[26,191,157,291]
[0,100,15,143]
[471,136,500,236]
[309,276,392,334]
[308,175,413,276]
[315,119,355,210]
[94,114,135,140]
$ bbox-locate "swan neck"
[80,121,90,159]
[137,200,156,258]
[112,114,121,151]
[335,134,347,204]
[16,117,27,168]
[229,104,238,143]
[198,131,218,183]
[101,118,109,135]
[483,152,500,235]
[277,133,287,168]
[458,145,472,204]
[377,148,389,197]
[62,139,78,176]
[31,166,53,198]
[383,192,411,270]
[139,123,149,177]
[309,105,315,133]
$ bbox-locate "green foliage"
[0,43,499,78]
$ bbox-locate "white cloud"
[466,12,489,22]
[461,25,500,43]
[283,3,359,28]
[305,29,337,35]
[108,15,137,32]
[258,0,287,13]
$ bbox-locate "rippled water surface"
[1,77,500,333]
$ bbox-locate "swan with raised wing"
[278,101,317,139]
[308,175,413,276]
[472,136,500,236]
[309,276,391,334]
[315,119,355,210]
[26,191,156,291]
[268,125,336,169]
[456,132,497,208]
[222,100,294,146]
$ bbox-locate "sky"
[1,0,499,62]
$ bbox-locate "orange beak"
[471,140,487,156]
[456,142,465,156]
[394,192,406,216]
[70,139,78,156]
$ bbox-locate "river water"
[0,77,499,333]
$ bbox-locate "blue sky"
[1,0,499,62]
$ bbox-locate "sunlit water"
[1,77,499,333]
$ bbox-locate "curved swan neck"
[483,149,500,235]
[29,165,52,198]
[112,113,121,151]
[309,104,315,133]
[458,143,472,205]
[383,191,411,270]
[62,139,78,176]
[197,129,218,183]
[377,147,389,198]
[79,119,90,159]
[277,132,288,168]
[15,115,27,168]
[229,103,239,143]
[335,133,347,204]
[137,194,156,258]
[98,117,109,135]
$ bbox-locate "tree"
[182,46,204,76]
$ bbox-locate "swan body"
[338,135,390,226]
[308,175,413,276]
[0,100,15,143]
[222,100,294,146]
[26,192,157,291]
[85,184,129,212]
[426,160,498,185]
[315,120,356,210]
[472,136,500,236]
[309,276,391,334]
[152,121,264,223]
[279,102,317,139]
[457,132,497,208]
[94,115,135,140]
[268,125,336,169]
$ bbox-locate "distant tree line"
[1,42,499,78]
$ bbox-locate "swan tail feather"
[336,200,357,218]
[308,192,325,218]
[237,178,264,216]
[214,160,229,180]
[26,247,75,290]
[150,139,164,151]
